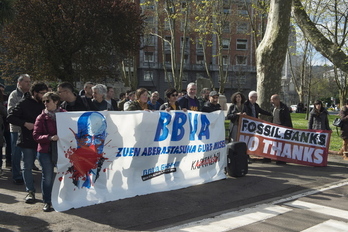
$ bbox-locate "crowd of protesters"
[0,76,213,212]
[0,74,336,213]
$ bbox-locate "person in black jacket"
[243,91,272,163]
[7,82,48,204]
[58,82,97,111]
[159,88,182,111]
[270,94,293,128]
[226,92,246,142]
[201,91,221,113]
[270,94,293,165]
[243,91,272,118]
[308,100,331,131]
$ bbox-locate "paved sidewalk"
[1,154,348,232]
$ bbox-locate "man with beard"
[178,82,200,111]
[7,82,48,203]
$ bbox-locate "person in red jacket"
[33,92,66,212]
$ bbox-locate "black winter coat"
[7,96,45,149]
[339,106,348,139]
[201,102,221,113]
[273,102,293,128]
[308,108,331,131]
[243,100,272,118]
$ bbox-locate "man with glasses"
[7,82,48,203]
[202,91,221,113]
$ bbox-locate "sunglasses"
[171,94,178,97]
[42,99,51,104]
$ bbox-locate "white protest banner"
[52,110,226,211]
[237,115,331,167]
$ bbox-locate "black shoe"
[276,161,287,165]
[25,191,35,204]
[13,179,24,185]
[43,203,52,212]
[32,165,40,171]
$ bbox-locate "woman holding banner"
[308,100,331,131]
[159,88,182,111]
[127,88,153,111]
[33,92,66,212]
[339,100,348,160]
[226,92,246,142]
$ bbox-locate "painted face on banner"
[67,112,107,188]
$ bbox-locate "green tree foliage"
[0,0,144,83]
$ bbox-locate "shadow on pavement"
[0,211,50,231]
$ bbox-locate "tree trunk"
[256,0,292,111]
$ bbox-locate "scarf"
[138,100,148,110]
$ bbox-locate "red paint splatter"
[68,146,99,179]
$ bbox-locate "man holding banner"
[244,91,272,119]
[270,94,293,164]
[243,91,272,163]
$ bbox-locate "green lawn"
[225,112,342,152]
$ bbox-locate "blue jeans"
[38,152,54,203]
[11,132,23,180]
[21,148,37,192]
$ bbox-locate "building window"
[182,72,188,81]
[143,35,155,46]
[223,22,230,33]
[144,52,154,62]
[180,21,189,31]
[222,39,230,49]
[222,56,229,65]
[144,71,153,81]
[181,37,190,49]
[223,7,231,14]
[165,72,173,82]
[235,75,247,85]
[196,41,203,52]
[236,39,247,50]
[197,55,204,64]
[144,16,154,28]
[164,36,171,50]
[165,54,171,63]
[237,5,248,15]
[237,22,248,33]
[183,54,189,64]
[164,20,170,30]
[236,56,247,65]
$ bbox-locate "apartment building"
[134,0,258,100]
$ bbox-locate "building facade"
[135,0,258,101]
